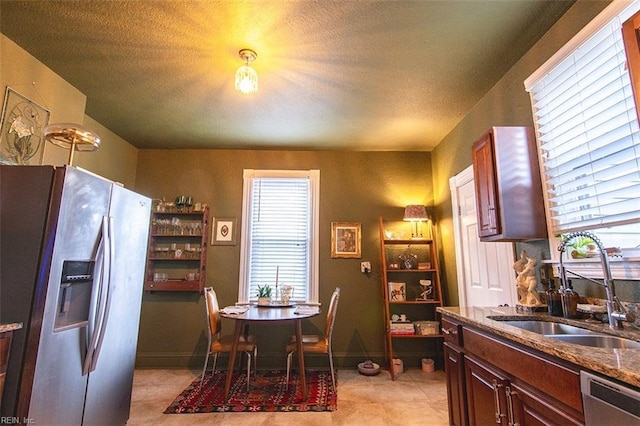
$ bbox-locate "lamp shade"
[44,123,100,165]
[235,65,258,94]
[235,48,258,95]
[403,205,428,221]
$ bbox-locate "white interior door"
[450,166,517,307]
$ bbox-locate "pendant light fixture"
[235,49,258,95]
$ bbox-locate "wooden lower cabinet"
[464,354,509,425]
[441,315,585,425]
[444,343,467,426]
[509,381,583,426]
[464,354,583,426]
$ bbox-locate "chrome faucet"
[558,231,635,329]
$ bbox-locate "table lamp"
[403,205,429,238]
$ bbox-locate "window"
[238,169,320,304]
[525,1,640,278]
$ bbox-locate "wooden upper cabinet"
[471,127,547,242]
[623,10,640,123]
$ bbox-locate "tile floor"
[128,368,449,425]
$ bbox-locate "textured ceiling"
[0,1,575,151]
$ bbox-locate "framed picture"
[331,222,361,258]
[389,282,406,301]
[211,217,237,245]
[0,87,50,165]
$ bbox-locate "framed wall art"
[331,222,361,258]
[0,87,50,165]
[211,217,237,245]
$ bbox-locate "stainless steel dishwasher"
[580,371,640,425]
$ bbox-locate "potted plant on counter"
[257,285,272,306]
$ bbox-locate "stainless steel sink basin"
[494,319,640,349]
[547,334,640,349]
[499,320,601,335]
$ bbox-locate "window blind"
[247,177,310,302]
[525,5,640,235]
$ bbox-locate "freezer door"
[82,184,150,425]
[0,165,55,416]
[25,167,112,425]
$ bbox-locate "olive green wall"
[431,1,610,306]
[0,35,139,187]
[134,149,434,368]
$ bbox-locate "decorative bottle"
[546,279,563,317]
[561,279,580,319]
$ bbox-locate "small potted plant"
[257,285,272,306]
[562,234,597,258]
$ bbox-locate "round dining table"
[219,304,320,401]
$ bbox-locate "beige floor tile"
[127,368,448,425]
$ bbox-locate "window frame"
[237,169,320,304]
[524,0,640,280]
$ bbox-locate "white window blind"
[238,170,320,304]
[525,2,640,236]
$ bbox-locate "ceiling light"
[44,123,101,165]
[235,49,258,95]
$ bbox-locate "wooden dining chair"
[285,287,340,392]
[200,287,257,391]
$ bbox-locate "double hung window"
[238,169,320,304]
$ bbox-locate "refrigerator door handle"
[89,217,115,372]
[83,217,114,375]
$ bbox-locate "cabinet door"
[444,343,467,426]
[508,381,583,426]
[465,354,508,426]
[472,132,499,238]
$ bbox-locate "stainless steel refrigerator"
[0,165,151,425]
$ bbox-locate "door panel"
[451,166,516,307]
[465,354,509,426]
[444,343,467,426]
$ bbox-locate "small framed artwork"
[331,222,361,258]
[389,282,406,301]
[211,217,237,245]
[0,87,50,165]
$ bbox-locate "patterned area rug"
[164,369,337,413]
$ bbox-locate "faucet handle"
[612,296,636,323]
[610,310,636,323]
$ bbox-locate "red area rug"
[164,369,337,413]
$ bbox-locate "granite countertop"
[437,306,640,388]
[0,322,22,333]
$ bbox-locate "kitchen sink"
[548,334,640,349]
[498,320,601,335]
[493,319,640,349]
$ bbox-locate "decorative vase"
[258,297,271,306]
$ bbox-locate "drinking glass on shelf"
[185,196,193,212]
[189,222,199,235]
[171,217,180,235]
[175,195,186,212]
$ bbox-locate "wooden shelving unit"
[379,215,444,379]
[144,206,208,293]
